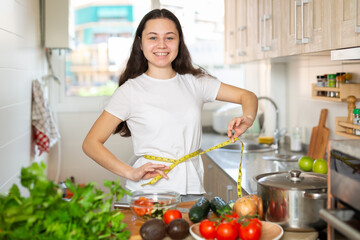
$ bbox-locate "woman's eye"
[149,37,156,40]
[167,37,174,40]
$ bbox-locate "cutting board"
[307,109,330,160]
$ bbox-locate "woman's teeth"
[155,52,168,56]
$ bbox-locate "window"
[63,0,243,101]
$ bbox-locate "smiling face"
[141,18,179,77]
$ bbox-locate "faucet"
[258,96,281,149]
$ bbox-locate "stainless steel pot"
[254,170,327,232]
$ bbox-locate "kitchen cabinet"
[225,0,358,63]
[226,0,281,63]
[224,0,237,63]
[235,0,253,62]
[331,0,360,49]
[203,153,238,202]
[258,0,282,59]
[276,0,330,56]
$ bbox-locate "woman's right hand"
[130,163,171,181]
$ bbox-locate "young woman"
[82,9,258,202]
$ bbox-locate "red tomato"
[131,206,147,216]
[132,197,154,216]
[199,219,216,239]
[163,209,182,225]
[269,200,276,217]
[221,213,240,232]
[215,222,238,240]
[239,218,262,240]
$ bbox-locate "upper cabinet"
[331,0,360,49]
[224,0,237,64]
[258,0,282,59]
[226,0,360,63]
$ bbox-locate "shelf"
[335,117,360,139]
[312,83,360,102]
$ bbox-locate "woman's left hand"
[227,116,254,142]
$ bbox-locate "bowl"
[129,190,180,220]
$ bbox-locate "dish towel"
[31,79,60,155]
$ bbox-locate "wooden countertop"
[119,201,196,240]
[118,201,319,240]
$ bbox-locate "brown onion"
[233,197,257,217]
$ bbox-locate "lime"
[298,156,314,172]
[312,158,328,174]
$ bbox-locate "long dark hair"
[114,8,208,137]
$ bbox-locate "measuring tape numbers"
[141,137,244,198]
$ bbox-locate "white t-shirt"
[104,73,221,195]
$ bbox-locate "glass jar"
[353,108,360,136]
[316,75,325,96]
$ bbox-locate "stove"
[319,141,360,240]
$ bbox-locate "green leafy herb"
[0,162,131,240]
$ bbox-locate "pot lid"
[255,170,327,190]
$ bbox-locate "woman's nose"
[157,38,166,48]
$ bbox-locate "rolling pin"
[347,96,357,134]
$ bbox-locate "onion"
[245,194,258,205]
[233,196,257,217]
[245,194,263,219]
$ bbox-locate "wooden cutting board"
[307,108,330,160]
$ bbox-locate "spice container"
[353,108,360,136]
[327,74,337,97]
[316,75,325,96]
[345,73,352,83]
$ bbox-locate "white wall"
[0,0,46,194]
[243,53,360,144]
[286,54,360,142]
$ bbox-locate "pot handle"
[303,192,327,200]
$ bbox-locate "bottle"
[345,73,352,83]
[323,74,328,96]
[353,108,360,136]
[316,75,324,96]
[327,74,336,97]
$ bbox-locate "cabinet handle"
[259,15,264,50]
[262,15,271,51]
[260,15,270,51]
[301,0,310,43]
[238,26,247,57]
[295,0,302,44]
[226,185,233,202]
[356,0,360,33]
[238,26,246,31]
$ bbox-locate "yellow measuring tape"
[141,137,244,198]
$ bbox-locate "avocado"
[140,219,166,240]
[167,218,190,239]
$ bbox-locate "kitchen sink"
[218,142,275,153]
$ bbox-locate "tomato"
[199,219,216,239]
[275,203,284,221]
[215,222,238,240]
[238,218,262,240]
[132,197,154,216]
[221,212,240,232]
[163,209,182,225]
[269,200,276,218]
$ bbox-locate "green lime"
[298,156,314,172]
[312,158,328,174]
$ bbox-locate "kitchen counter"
[201,131,305,195]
